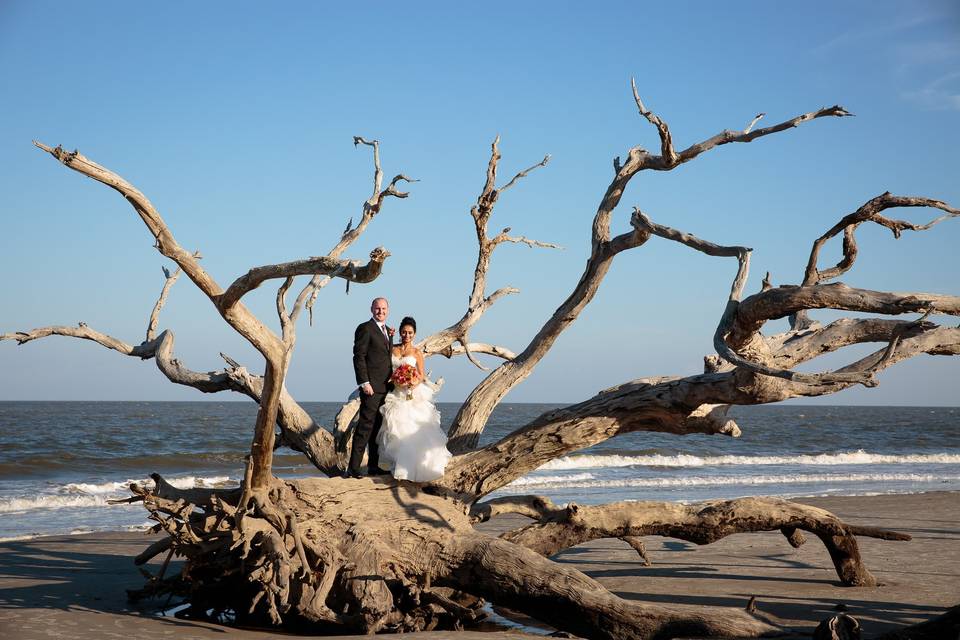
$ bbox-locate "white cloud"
[896,39,960,63]
[812,13,939,55]
[901,71,960,111]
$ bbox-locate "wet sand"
[1,492,957,639]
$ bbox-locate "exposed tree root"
[442,533,780,640]
[124,474,806,638]
[493,496,909,586]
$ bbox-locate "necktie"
[381,324,389,345]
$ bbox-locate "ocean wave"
[509,473,595,486]
[0,475,238,513]
[501,472,960,492]
[60,475,235,496]
[539,451,960,470]
[0,494,115,512]
[0,533,44,543]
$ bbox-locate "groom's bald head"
[371,297,389,323]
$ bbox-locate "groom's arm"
[353,323,370,387]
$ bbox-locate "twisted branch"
[417,136,556,369]
[447,87,848,452]
[291,137,415,325]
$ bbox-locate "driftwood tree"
[5,84,959,639]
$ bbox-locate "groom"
[347,297,393,477]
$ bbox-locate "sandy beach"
[1,492,957,639]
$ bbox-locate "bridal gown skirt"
[377,383,452,482]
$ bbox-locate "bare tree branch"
[670,105,852,169]
[435,320,959,500]
[631,77,677,164]
[277,276,294,345]
[2,323,153,356]
[743,113,765,134]
[290,138,415,326]
[219,248,390,311]
[802,192,959,287]
[631,194,958,389]
[34,142,223,300]
[31,141,381,487]
[416,137,555,369]
[446,88,849,452]
[498,154,551,193]
[147,267,181,341]
[2,321,342,472]
[491,228,562,249]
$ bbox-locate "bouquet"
[390,363,418,399]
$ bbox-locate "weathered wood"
[498,497,910,587]
[443,533,778,640]
[6,86,957,639]
[418,136,556,371]
[31,141,387,488]
[446,100,851,453]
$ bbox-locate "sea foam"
[0,475,237,514]
[500,472,960,493]
[539,451,960,470]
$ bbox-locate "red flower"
[390,363,417,387]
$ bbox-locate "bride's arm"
[413,350,426,387]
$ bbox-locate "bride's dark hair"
[400,316,416,333]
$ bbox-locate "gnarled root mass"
[125,475,792,639]
[125,473,487,633]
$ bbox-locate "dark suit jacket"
[353,319,393,394]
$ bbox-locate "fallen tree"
[5,83,958,638]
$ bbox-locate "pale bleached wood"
[11,88,958,640]
[33,141,382,488]
[632,198,959,389]
[2,323,151,355]
[469,494,563,523]
[499,497,909,587]
[2,322,342,473]
[432,324,959,499]
[328,138,557,463]
[218,248,389,311]
[446,92,850,453]
[417,136,556,370]
[789,192,958,330]
[802,192,959,287]
[291,138,415,326]
[146,265,181,341]
[443,533,778,640]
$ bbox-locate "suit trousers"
[349,390,386,474]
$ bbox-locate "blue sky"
[1,1,957,404]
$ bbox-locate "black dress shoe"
[367,468,391,476]
[342,469,363,479]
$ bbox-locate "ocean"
[1,402,958,541]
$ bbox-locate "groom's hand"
[360,382,374,396]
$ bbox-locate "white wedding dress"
[377,355,452,482]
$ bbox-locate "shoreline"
[1,492,958,639]
[4,487,957,545]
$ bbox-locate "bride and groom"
[346,297,452,482]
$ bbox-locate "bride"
[377,316,452,482]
